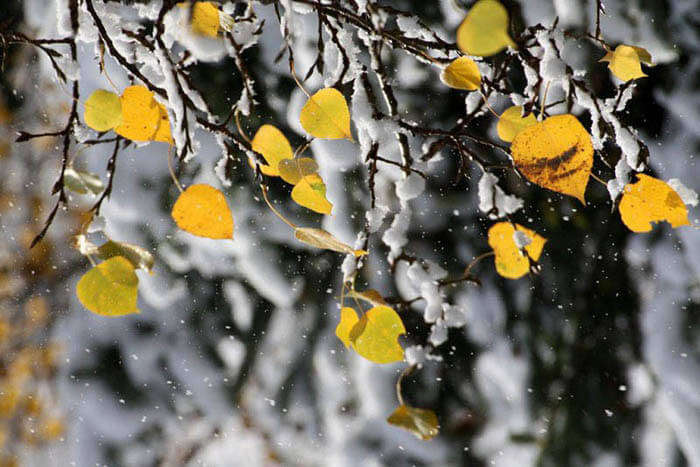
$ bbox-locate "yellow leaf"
[456,0,516,57]
[488,222,546,280]
[600,45,652,82]
[294,227,367,256]
[291,174,333,215]
[335,307,359,348]
[497,106,537,143]
[152,102,173,144]
[618,174,690,232]
[76,256,139,317]
[114,85,160,142]
[350,305,405,364]
[179,1,221,37]
[299,88,352,140]
[387,405,440,441]
[278,157,319,185]
[171,184,234,239]
[346,289,387,307]
[84,89,122,132]
[250,124,293,176]
[510,114,593,203]
[440,56,482,91]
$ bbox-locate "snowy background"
[1,0,699,466]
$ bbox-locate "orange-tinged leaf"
[456,0,516,57]
[497,106,537,142]
[510,114,593,203]
[618,174,690,232]
[600,45,652,82]
[440,56,481,91]
[488,222,546,280]
[349,305,405,364]
[76,256,139,317]
[387,405,440,440]
[278,157,319,185]
[335,307,359,348]
[171,184,234,239]
[291,173,333,214]
[114,85,160,142]
[84,89,122,132]
[180,1,221,37]
[152,103,173,144]
[250,124,293,176]
[294,227,367,256]
[299,88,352,140]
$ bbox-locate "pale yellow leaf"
[299,88,352,140]
[291,173,333,214]
[456,0,516,57]
[294,227,367,256]
[84,89,122,132]
[250,124,293,176]
[600,45,652,82]
[497,106,537,143]
[440,56,482,91]
[350,305,405,364]
[76,256,139,317]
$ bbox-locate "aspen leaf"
[152,103,173,144]
[440,56,481,91]
[84,89,122,132]
[64,167,104,195]
[387,405,440,441]
[488,222,546,280]
[250,124,293,176]
[456,0,516,57]
[346,289,387,307]
[294,227,367,256]
[97,240,155,273]
[178,1,221,37]
[114,85,160,142]
[278,157,319,185]
[335,307,359,348]
[600,45,653,82]
[171,184,234,239]
[618,174,690,232]
[291,174,333,215]
[349,305,405,364]
[76,256,139,317]
[510,114,593,203]
[497,106,537,143]
[299,88,352,140]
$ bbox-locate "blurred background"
[0,0,698,466]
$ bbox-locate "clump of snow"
[429,319,448,346]
[396,173,426,201]
[513,230,532,250]
[478,172,524,218]
[668,178,699,207]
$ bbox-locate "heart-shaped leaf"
[84,89,122,132]
[349,305,405,364]
[600,45,653,82]
[76,256,139,317]
[114,85,160,142]
[300,88,352,140]
[291,173,332,214]
[497,106,537,143]
[171,184,234,239]
[251,124,293,176]
[440,56,482,91]
[618,174,690,232]
[456,0,516,57]
[488,222,546,280]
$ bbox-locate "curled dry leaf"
[440,56,482,91]
[84,89,122,132]
[64,167,104,195]
[278,157,319,185]
[618,174,690,232]
[456,0,516,57]
[600,45,653,82]
[97,240,155,273]
[171,184,234,239]
[387,405,440,441]
[299,88,352,140]
[497,106,537,143]
[76,256,139,317]
[510,114,593,203]
[250,124,293,176]
[291,173,333,215]
[346,288,387,308]
[488,222,546,280]
[294,227,367,256]
[349,305,406,364]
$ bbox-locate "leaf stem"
[396,364,416,407]
[260,184,297,229]
[167,144,184,193]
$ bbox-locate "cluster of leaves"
[6,0,697,443]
